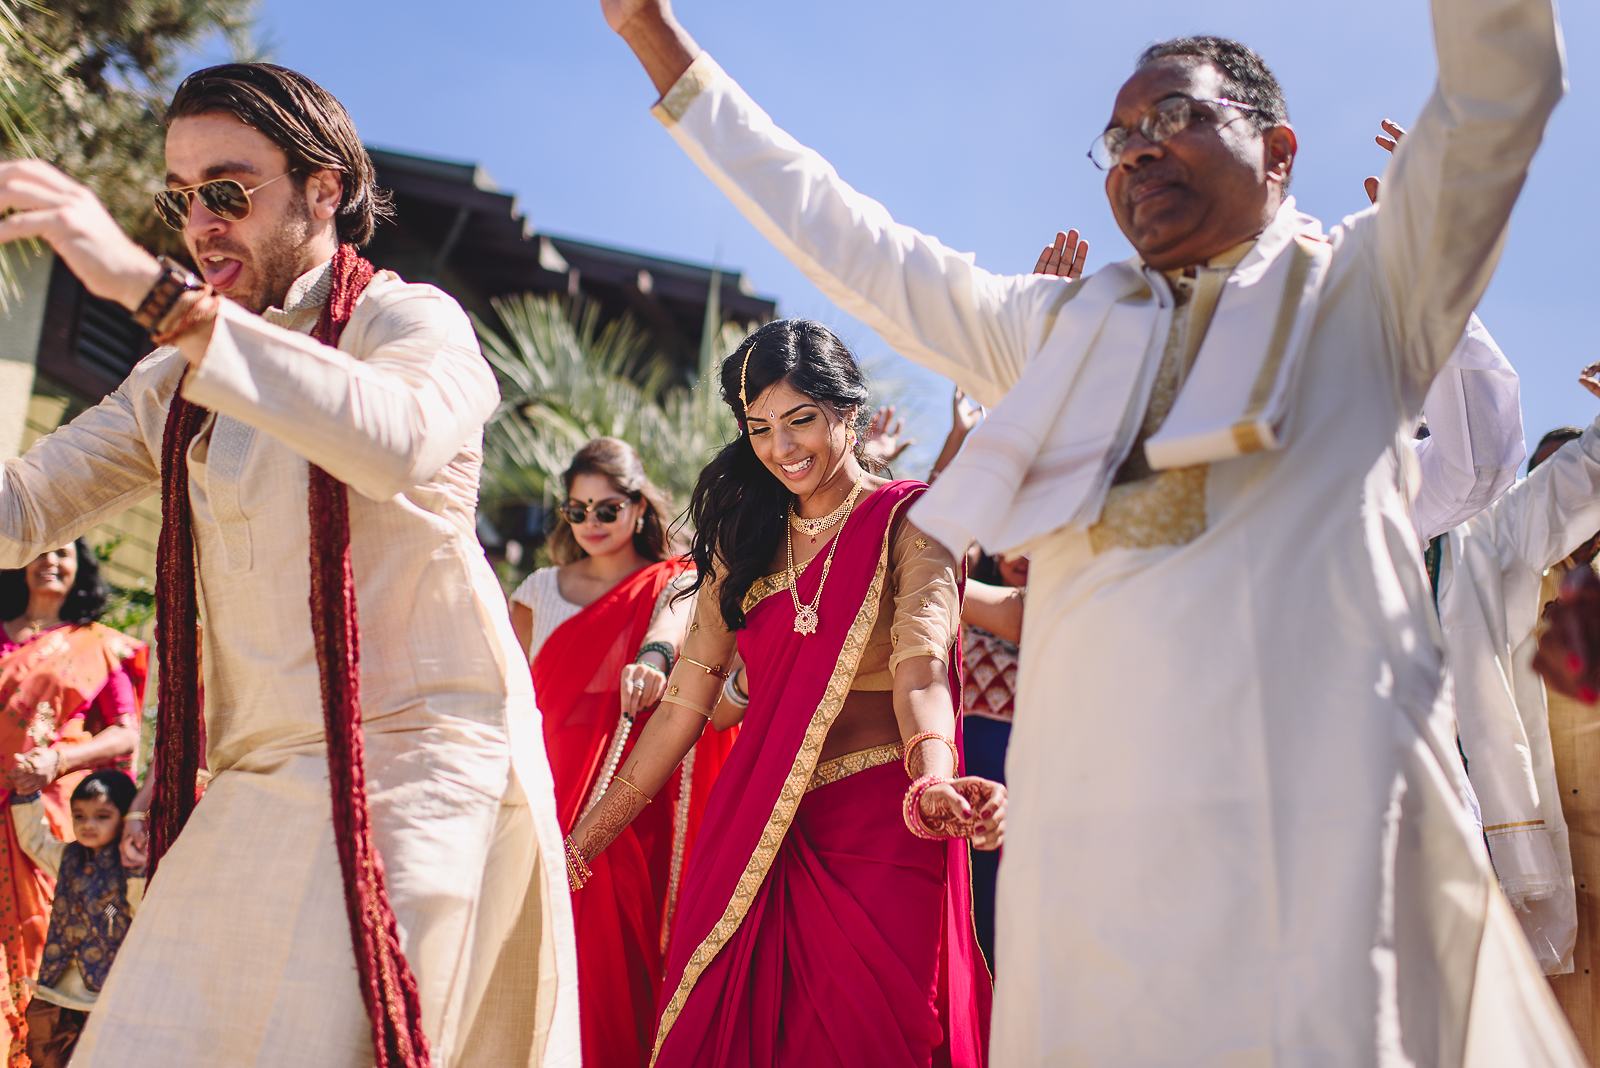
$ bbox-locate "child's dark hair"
[71,769,137,814]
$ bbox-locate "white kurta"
[649,0,1575,1061]
[1438,420,1600,975]
[1412,317,1524,541]
[0,261,579,1066]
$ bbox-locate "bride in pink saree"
[567,319,1002,1067]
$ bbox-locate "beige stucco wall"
[0,251,51,460]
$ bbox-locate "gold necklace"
[785,478,866,636]
[788,476,866,542]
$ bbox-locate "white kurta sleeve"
[1410,316,1525,539]
[652,54,1072,409]
[1486,414,1600,576]
[1373,0,1564,391]
[181,282,499,502]
[0,354,170,569]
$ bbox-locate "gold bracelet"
[124,811,149,822]
[613,774,653,804]
[902,731,961,778]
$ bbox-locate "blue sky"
[227,0,1596,470]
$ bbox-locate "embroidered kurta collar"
[264,255,336,329]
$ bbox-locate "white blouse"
[511,566,696,661]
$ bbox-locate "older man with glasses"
[601,0,1573,1063]
[0,64,578,1067]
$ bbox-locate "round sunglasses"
[152,172,292,230]
[559,499,631,525]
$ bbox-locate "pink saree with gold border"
[652,480,990,1067]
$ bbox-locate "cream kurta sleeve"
[654,55,1073,409]
[1374,0,1564,392]
[1411,316,1525,540]
[181,278,499,502]
[0,352,174,569]
[10,798,65,876]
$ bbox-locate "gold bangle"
[124,811,149,822]
[902,731,960,778]
[678,654,729,679]
[613,774,653,804]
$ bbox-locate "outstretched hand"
[1363,119,1407,205]
[863,405,914,465]
[0,160,160,310]
[1033,229,1089,280]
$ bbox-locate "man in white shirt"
[601,0,1574,1062]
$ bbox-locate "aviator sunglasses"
[152,172,292,230]
[559,499,631,525]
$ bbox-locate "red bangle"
[903,774,951,840]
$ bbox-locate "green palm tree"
[474,286,749,559]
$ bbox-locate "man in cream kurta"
[0,71,577,1066]
[604,0,1574,1062]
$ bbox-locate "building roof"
[367,146,777,369]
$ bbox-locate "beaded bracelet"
[902,775,952,840]
[901,731,960,779]
[635,640,676,673]
[131,256,204,332]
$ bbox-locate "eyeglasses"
[152,172,292,230]
[559,499,630,525]
[1088,96,1262,171]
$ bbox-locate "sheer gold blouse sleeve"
[887,519,961,671]
[658,572,738,719]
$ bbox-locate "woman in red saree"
[0,541,146,1065]
[509,437,735,1067]
[567,321,1003,1067]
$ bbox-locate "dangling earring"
[635,515,645,534]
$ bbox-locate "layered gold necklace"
[785,477,866,636]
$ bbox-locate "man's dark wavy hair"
[1137,36,1290,129]
[0,539,108,625]
[167,63,393,247]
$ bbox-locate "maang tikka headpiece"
[738,343,753,427]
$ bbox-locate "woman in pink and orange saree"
[0,541,146,1065]
[566,319,1003,1067]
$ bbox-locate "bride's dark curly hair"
[681,319,881,631]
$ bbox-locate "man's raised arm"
[1375,0,1564,389]
[603,0,1066,407]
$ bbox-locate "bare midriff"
[819,689,900,761]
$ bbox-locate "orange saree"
[0,623,146,1066]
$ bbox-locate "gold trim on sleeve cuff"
[652,52,723,126]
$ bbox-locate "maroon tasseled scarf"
[150,244,432,1067]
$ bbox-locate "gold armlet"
[658,691,714,721]
[678,654,729,679]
